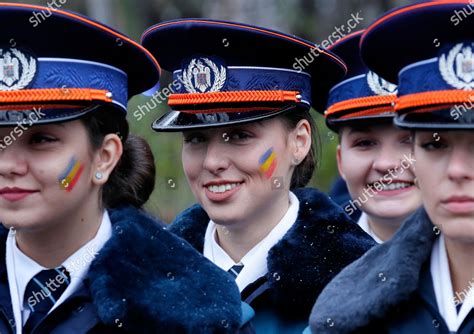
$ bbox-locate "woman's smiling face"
[0,120,100,231]
[181,117,308,226]
[338,123,421,222]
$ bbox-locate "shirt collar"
[357,213,384,244]
[7,210,112,313]
[204,191,300,291]
[430,234,474,332]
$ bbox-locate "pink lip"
[441,196,474,214]
[0,187,38,202]
[203,180,243,203]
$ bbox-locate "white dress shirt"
[431,234,473,332]
[204,191,300,292]
[6,210,112,333]
[357,213,384,244]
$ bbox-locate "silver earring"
[95,172,103,180]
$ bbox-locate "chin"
[365,203,413,220]
[437,217,474,240]
[206,208,244,226]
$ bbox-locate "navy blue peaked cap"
[323,30,397,131]
[361,0,474,129]
[141,19,347,131]
[0,2,160,127]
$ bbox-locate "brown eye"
[229,131,251,141]
[29,134,57,145]
[420,141,447,151]
[354,139,375,148]
[184,134,206,144]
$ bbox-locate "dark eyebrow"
[348,127,371,135]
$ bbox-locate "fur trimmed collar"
[309,208,437,333]
[170,188,375,319]
[0,206,243,333]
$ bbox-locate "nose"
[202,137,230,175]
[447,145,473,183]
[0,146,28,178]
[372,145,404,175]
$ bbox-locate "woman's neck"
[445,237,474,303]
[366,215,404,242]
[15,204,103,268]
[215,194,291,263]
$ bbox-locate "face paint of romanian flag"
[58,157,84,192]
[259,147,277,179]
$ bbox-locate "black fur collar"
[309,208,437,333]
[1,206,243,333]
[88,206,242,332]
[170,188,375,318]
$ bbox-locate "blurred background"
[11,0,413,222]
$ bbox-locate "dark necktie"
[456,303,463,314]
[228,264,244,279]
[23,266,70,333]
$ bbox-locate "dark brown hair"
[280,106,320,189]
[80,108,156,208]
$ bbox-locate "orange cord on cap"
[396,90,474,111]
[325,95,396,117]
[337,105,395,119]
[168,90,301,106]
[0,104,84,111]
[0,88,113,104]
[179,106,281,114]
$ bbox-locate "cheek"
[181,149,202,182]
[56,156,87,192]
[340,150,372,186]
[414,151,441,188]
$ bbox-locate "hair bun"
[103,134,156,208]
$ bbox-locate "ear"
[290,119,312,165]
[336,144,347,181]
[91,134,123,186]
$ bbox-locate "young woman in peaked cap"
[0,4,246,333]
[309,2,474,333]
[142,19,375,333]
[322,30,421,244]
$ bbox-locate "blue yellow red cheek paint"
[259,148,277,179]
[59,157,84,192]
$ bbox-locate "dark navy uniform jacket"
[170,188,375,333]
[309,208,474,334]
[0,206,245,333]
